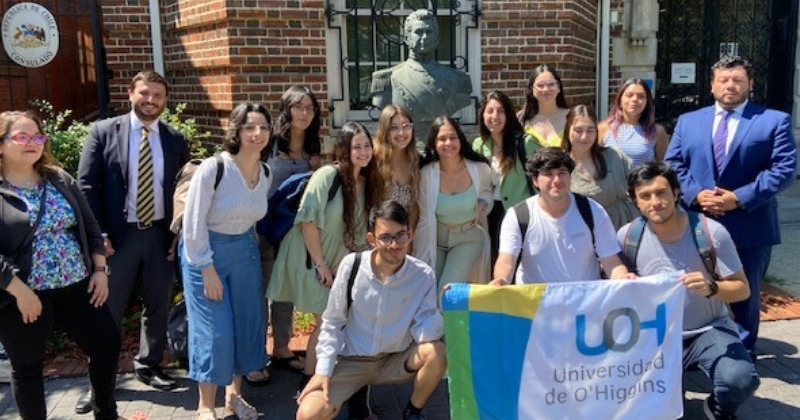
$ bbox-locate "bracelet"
[314,262,328,270]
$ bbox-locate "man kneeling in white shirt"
[296,200,446,420]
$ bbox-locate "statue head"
[404,10,438,59]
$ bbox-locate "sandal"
[271,354,305,371]
[243,364,272,387]
[227,393,258,420]
[196,408,218,420]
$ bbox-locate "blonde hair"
[373,105,419,210]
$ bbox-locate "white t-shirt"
[498,193,621,284]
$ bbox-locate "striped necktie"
[136,125,155,224]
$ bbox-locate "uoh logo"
[575,303,666,356]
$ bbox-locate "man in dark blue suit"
[665,57,797,357]
[76,71,190,410]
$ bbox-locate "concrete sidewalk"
[2,180,799,419]
[1,319,799,419]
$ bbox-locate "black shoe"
[135,366,176,390]
[75,389,92,414]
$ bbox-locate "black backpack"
[511,194,595,283]
[621,212,718,280]
[170,155,269,235]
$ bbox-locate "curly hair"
[223,102,271,154]
[373,104,419,209]
[0,110,59,176]
[334,122,384,251]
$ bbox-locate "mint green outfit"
[267,166,367,314]
[472,132,540,210]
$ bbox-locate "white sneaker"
[0,356,11,383]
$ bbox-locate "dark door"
[0,0,108,120]
[655,0,797,131]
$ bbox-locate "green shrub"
[159,103,215,159]
[30,99,89,176]
[30,100,214,175]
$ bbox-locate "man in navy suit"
[76,71,190,410]
[665,57,797,357]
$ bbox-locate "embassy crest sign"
[2,3,59,68]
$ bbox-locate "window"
[325,0,480,128]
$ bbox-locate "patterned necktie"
[136,126,155,224]
[713,110,731,173]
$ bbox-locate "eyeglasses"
[5,133,47,146]
[376,231,411,246]
[242,124,270,133]
[389,123,414,133]
[436,135,460,143]
[534,81,559,91]
[291,104,316,115]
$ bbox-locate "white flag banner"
[442,272,686,420]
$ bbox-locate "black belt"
[126,219,166,230]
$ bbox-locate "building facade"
[2,0,799,141]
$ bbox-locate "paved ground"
[1,318,799,419]
[2,180,799,420]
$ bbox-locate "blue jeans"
[683,318,760,416]
[181,231,267,385]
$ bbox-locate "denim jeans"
[181,231,267,385]
[683,317,760,416]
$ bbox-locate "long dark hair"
[605,78,656,141]
[334,122,383,250]
[266,85,321,159]
[478,90,525,175]
[561,105,607,180]
[422,116,488,166]
[518,64,568,124]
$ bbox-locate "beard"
[133,101,165,123]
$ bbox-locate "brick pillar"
[481,0,598,110]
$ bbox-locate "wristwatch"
[94,265,111,275]
[706,280,719,298]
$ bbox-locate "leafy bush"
[30,99,89,176]
[159,103,215,159]
[30,100,214,175]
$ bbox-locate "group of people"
[0,54,795,420]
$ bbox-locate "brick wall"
[480,0,598,111]
[99,0,604,136]
[100,0,155,112]
[101,0,330,138]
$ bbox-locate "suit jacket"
[77,113,190,245]
[0,168,104,306]
[665,102,797,247]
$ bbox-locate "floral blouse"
[12,182,88,290]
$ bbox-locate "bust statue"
[370,10,473,138]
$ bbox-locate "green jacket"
[472,132,540,210]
